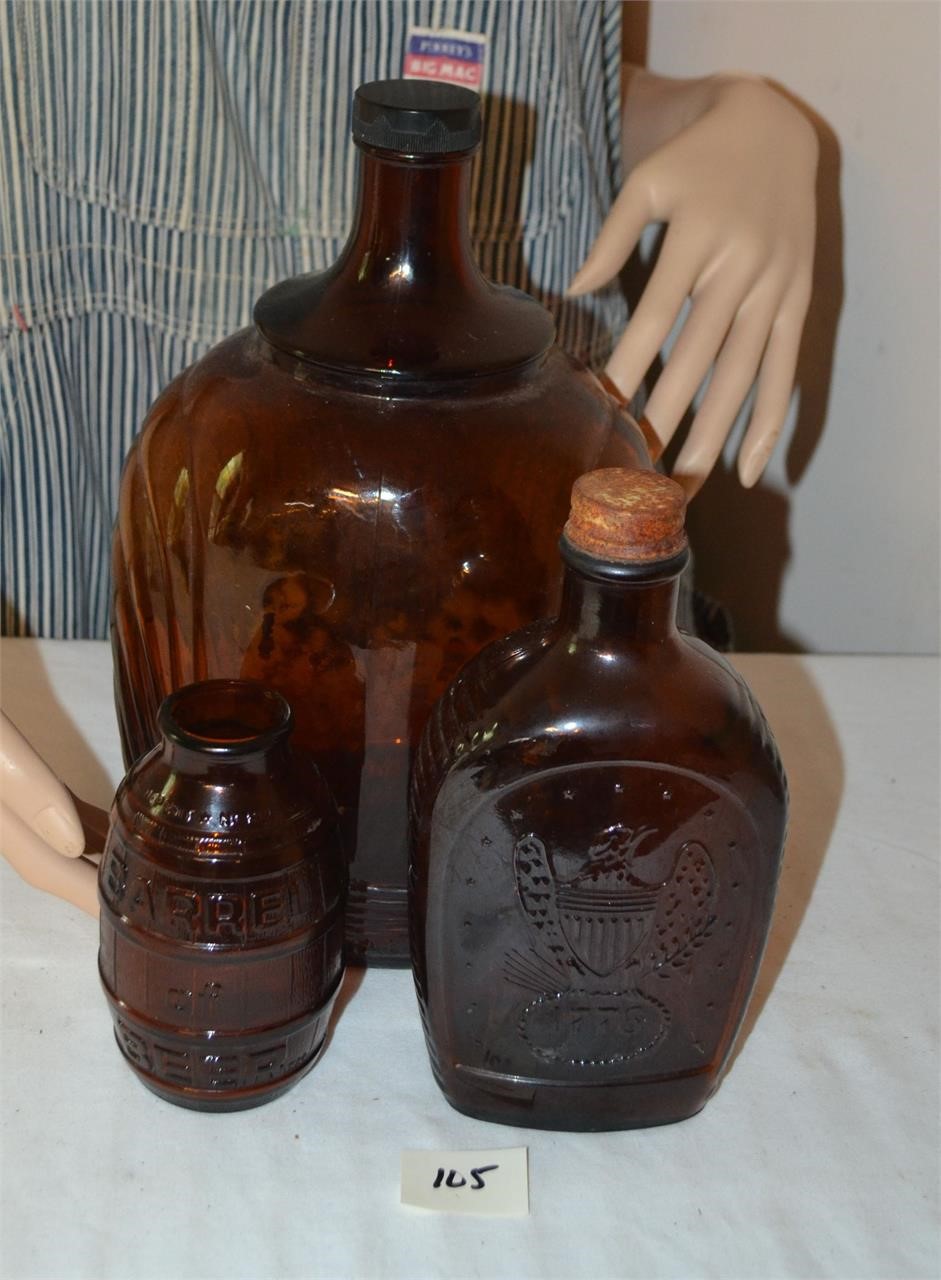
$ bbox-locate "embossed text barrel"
[98,680,345,1111]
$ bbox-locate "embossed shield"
[553,884,659,976]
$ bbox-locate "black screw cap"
[352,79,481,155]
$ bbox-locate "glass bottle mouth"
[158,680,292,758]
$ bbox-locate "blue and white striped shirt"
[1,0,626,638]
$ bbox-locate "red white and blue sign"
[404,26,487,90]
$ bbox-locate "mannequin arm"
[0,711,102,916]
[569,69,818,494]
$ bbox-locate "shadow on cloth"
[725,655,845,1073]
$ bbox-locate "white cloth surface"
[0,641,938,1280]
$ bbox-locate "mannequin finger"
[0,712,85,856]
[672,292,781,491]
[0,800,99,916]
[604,224,710,405]
[738,311,806,487]
[642,266,759,450]
[566,173,655,296]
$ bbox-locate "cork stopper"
[563,469,688,564]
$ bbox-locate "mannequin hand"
[568,74,818,494]
[0,711,103,916]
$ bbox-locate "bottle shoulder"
[415,629,787,830]
[254,270,555,381]
[119,342,648,520]
[411,617,556,829]
[676,637,788,800]
[110,746,335,874]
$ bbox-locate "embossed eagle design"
[506,824,717,1067]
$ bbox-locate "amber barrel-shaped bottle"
[111,80,650,965]
[98,680,344,1111]
[411,470,788,1131]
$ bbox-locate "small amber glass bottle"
[411,470,788,1131]
[98,680,344,1111]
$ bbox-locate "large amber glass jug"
[112,81,650,964]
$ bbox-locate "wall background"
[633,0,939,653]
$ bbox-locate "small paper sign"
[403,26,488,91]
[400,1147,529,1216]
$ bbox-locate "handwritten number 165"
[433,1164,499,1190]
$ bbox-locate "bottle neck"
[558,543,686,647]
[335,145,483,294]
[253,140,554,378]
[161,737,292,779]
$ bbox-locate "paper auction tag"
[400,1147,529,1216]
